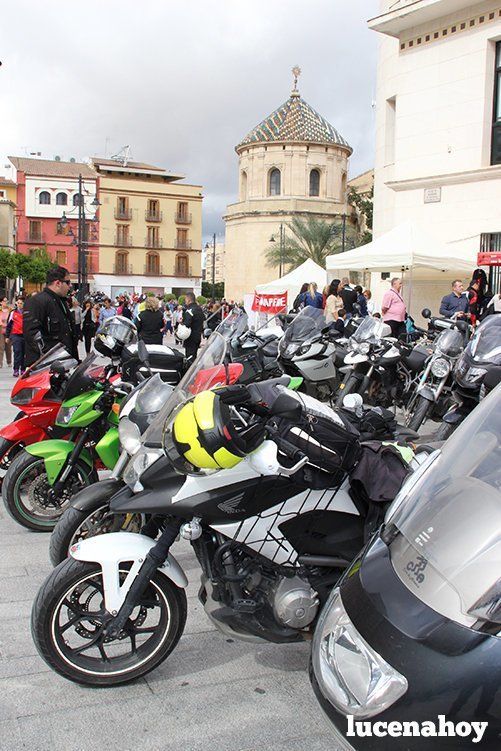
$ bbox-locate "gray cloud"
[0,0,379,241]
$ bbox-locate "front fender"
[70,477,125,513]
[0,415,48,444]
[25,440,94,485]
[70,531,188,613]
[415,384,436,402]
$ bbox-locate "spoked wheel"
[32,560,187,686]
[2,451,97,531]
[49,505,144,566]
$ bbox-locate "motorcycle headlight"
[312,589,408,719]
[280,342,299,359]
[431,357,450,378]
[11,387,39,405]
[118,417,142,456]
[57,404,78,425]
[123,447,163,491]
[358,342,370,355]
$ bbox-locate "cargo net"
[232,485,346,567]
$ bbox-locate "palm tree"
[264,216,357,271]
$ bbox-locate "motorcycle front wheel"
[2,451,98,532]
[32,559,187,686]
[49,505,144,566]
[436,420,457,441]
[407,395,431,432]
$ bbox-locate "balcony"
[115,235,133,247]
[145,209,162,222]
[113,263,133,274]
[145,237,164,249]
[114,207,132,220]
[174,238,192,249]
[174,265,193,277]
[175,212,192,224]
[144,264,164,275]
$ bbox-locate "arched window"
[73,193,82,206]
[39,191,51,205]
[309,169,320,196]
[146,252,160,275]
[56,192,67,205]
[241,170,247,200]
[115,251,129,275]
[269,168,281,196]
[341,172,347,200]
[176,253,189,276]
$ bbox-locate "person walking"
[325,279,344,323]
[137,295,164,345]
[98,298,117,330]
[304,282,324,309]
[23,266,78,366]
[6,298,25,376]
[181,292,205,362]
[0,298,12,369]
[339,277,358,318]
[82,300,97,355]
[439,280,469,319]
[381,277,407,339]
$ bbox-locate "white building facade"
[370,0,501,306]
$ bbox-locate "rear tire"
[436,421,457,441]
[407,396,431,432]
[31,559,187,686]
[2,451,97,532]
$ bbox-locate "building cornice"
[385,164,501,191]
[368,0,484,37]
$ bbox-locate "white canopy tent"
[326,222,477,313]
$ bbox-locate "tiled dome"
[237,90,351,152]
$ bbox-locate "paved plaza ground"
[0,354,438,751]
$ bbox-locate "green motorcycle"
[2,354,125,531]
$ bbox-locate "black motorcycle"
[437,314,501,440]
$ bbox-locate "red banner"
[477,251,501,266]
[251,291,288,314]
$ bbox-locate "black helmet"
[94,315,137,358]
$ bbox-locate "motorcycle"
[437,314,501,440]
[310,381,501,750]
[225,311,283,384]
[0,344,78,487]
[31,331,421,686]
[2,352,127,531]
[48,337,245,565]
[278,307,349,403]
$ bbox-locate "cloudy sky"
[0,0,379,243]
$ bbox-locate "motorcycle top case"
[274,412,362,487]
[121,345,184,385]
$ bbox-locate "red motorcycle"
[0,345,77,486]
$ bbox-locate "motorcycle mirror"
[455,319,468,333]
[49,361,66,376]
[421,308,432,319]
[270,393,303,420]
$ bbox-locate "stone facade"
[224,80,353,302]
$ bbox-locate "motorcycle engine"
[271,575,319,629]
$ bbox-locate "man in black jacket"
[182,292,205,362]
[23,266,79,366]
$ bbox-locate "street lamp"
[59,175,100,303]
[269,223,285,277]
[204,232,216,299]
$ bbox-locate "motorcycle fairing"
[95,427,120,470]
[25,440,94,485]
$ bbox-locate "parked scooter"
[31,331,421,686]
[0,345,78,487]
[437,314,501,439]
[310,382,501,750]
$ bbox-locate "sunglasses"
[62,279,72,285]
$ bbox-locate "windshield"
[218,308,248,339]
[351,316,385,343]
[386,382,501,629]
[435,328,464,358]
[142,332,229,448]
[63,353,106,400]
[135,373,174,415]
[27,344,77,374]
[280,307,325,346]
[469,316,501,363]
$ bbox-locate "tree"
[0,248,20,281]
[348,186,373,244]
[264,216,358,271]
[202,281,224,299]
[17,248,56,288]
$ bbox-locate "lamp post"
[204,233,217,299]
[269,223,285,277]
[60,174,99,304]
